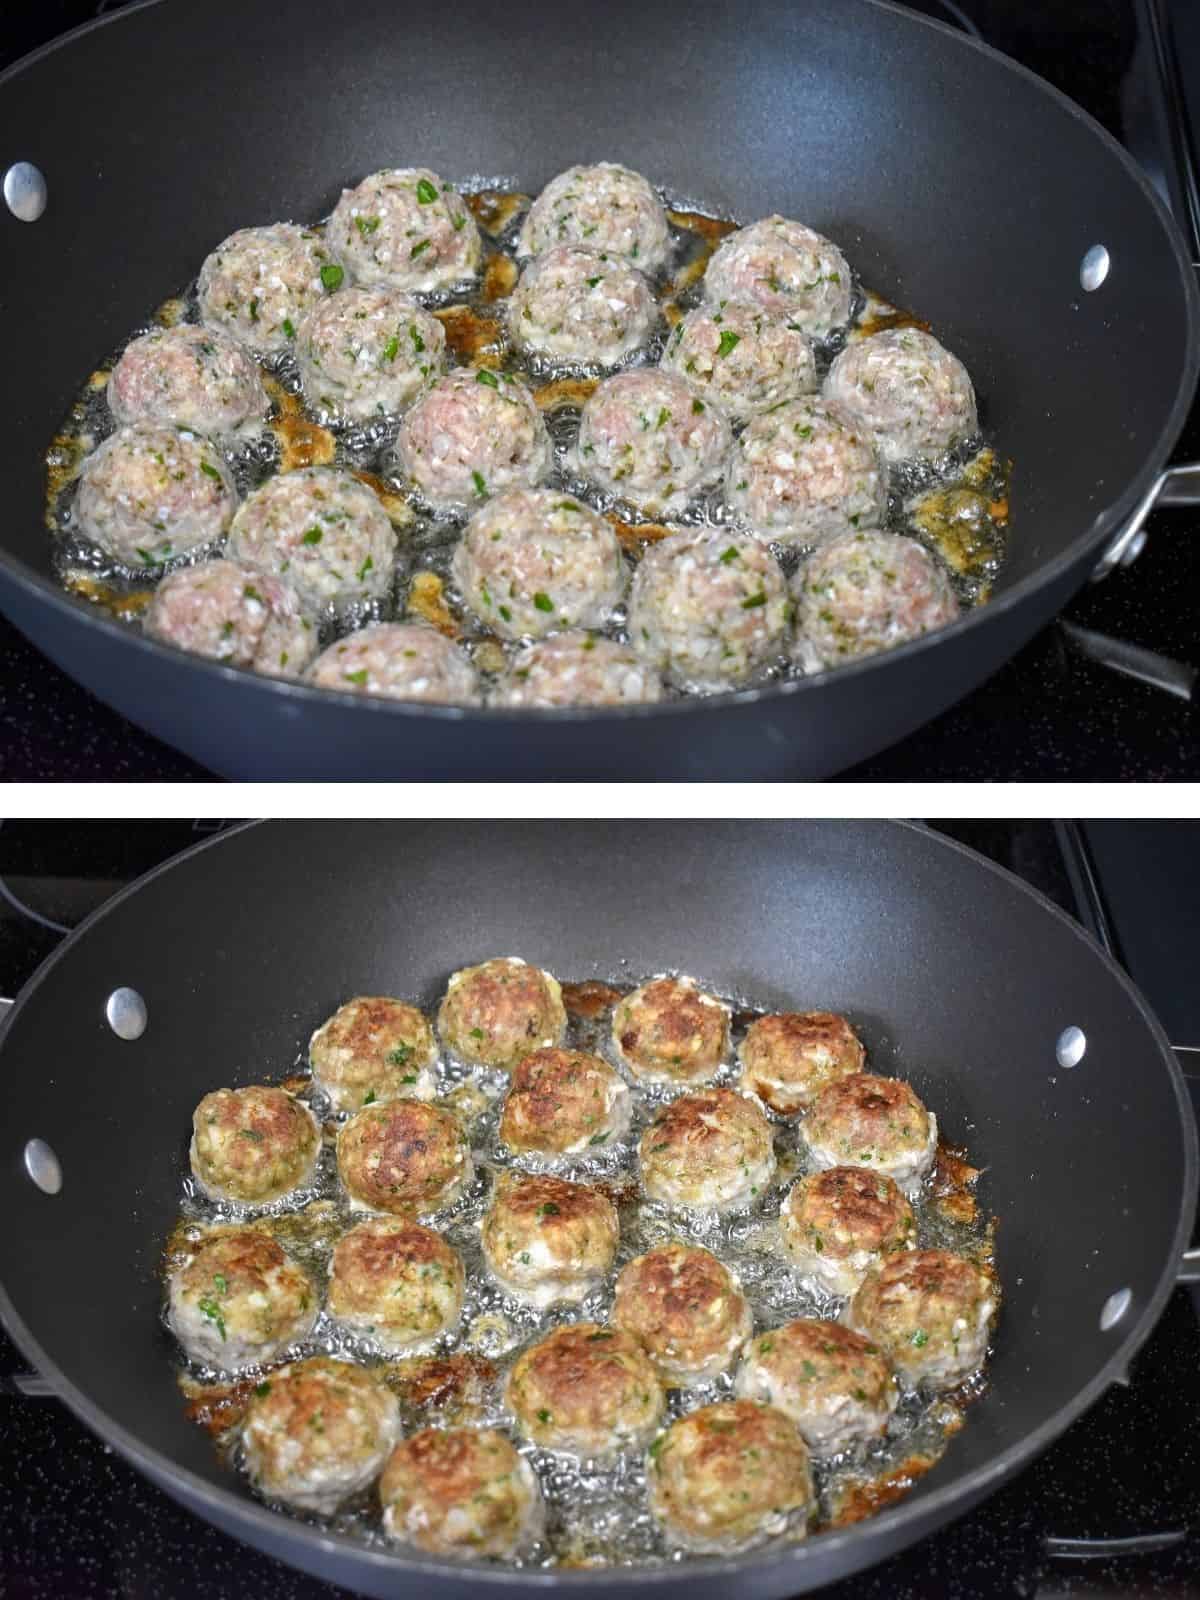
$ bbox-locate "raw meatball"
[518,163,671,272]
[492,633,665,709]
[451,488,627,640]
[660,302,816,422]
[646,1399,813,1552]
[190,1086,320,1205]
[574,369,731,517]
[506,1322,665,1457]
[74,423,236,568]
[628,528,790,692]
[509,245,658,367]
[336,1099,473,1216]
[167,1225,317,1371]
[792,529,960,672]
[481,1171,618,1307]
[108,323,269,438]
[498,1047,632,1157]
[327,168,482,294]
[803,1073,938,1190]
[704,216,852,335]
[611,975,730,1085]
[734,1319,898,1455]
[143,559,316,679]
[307,623,480,705]
[197,223,333,354]
[379,1427,544,1557]
[328,1218,464,1352]
[241,1357,400,1515]
[393,368,552,512]
[308,996,438,1112]
[780,1167,916,1297]
[296,287,446,422]
[437,957,566,1072]
[612,1242,752,1385]
[227,467,395,614]
[845,1250,998,1390]
[737,1011,865,1117]
[639,1088,776,1211]
[825,327,977,463]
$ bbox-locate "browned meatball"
[167,1225,316,1371]
[780,1166,916,1296]
[336,1100,472,1216]
[506,1322,665,1457]
[734,1319,898,1454]
[379,1427,544,1556]
[612,1241,751,1384]
[190,1086,320,1204]
[803,1073,938,1189]
[308,996,438,1112]
[737,1012,864,1116]
[328,1218,464,1352]
[845,1249,999,1390]
[481,1171,619,1307]
[611,976,730,1085]
[437,957,567,1072]
[639,1087,776,1210]
[498,1047,631,1158]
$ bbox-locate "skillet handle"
[1092,461,1200,579]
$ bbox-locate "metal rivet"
[106,987,148,1040]
[4,161,47,222]
[1100,1287,1132,1331]
[1056,1025,1086,1068]
[1080,244,1110,291]
[24,1139,62,1195]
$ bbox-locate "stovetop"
[2,0,1199,780]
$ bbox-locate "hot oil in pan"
[164,979,997,1567]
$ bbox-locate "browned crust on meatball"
[247,1356,382,1434]
[615,978,729,1080]
[177,1226,289,1295]
[337,1101,467,1213]
[507,1323,660,1438]
[805,1073,929,1148]
[613,1244,742,1352]
[192,1086,318,1200]
[757,1317,888,1369]
[740,1012,864,1112]
[380,1426,516,1508]
[488,1170,617,1230]
[499,1048,623,1153]
[785,1167,915,1258]
[329,1220,460,1316]
[643,1087,766,1160]
[857,1249,996,1317]
[439,959,565,1070]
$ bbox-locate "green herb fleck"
[416,178,439,204]
[472,469,488,498]
[409,239,431,259]
[692,397,705,413]
[533,592,554,613]
[741,591,768,609]
[476,368,500,389]
[199,459,223,482]
[409,323,426,354]
[197,1297,226,1340]
[253,1381,271,1397]
[381,334,400,363]
[320,263,344,292]
[716,330,741,358]
[355,216,381,239]
[357,555,374,583]
[363,1090,377,1105]
[282,318,296,339]
[344,668,369,686]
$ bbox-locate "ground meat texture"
[437,957,566,1072]
[336,1100,473,1216]
[780,1167,916,1298]
[167,1225,317,1372]
[241,1357,401,1515]
[73,423,236,569]
[508,245,658,367]
[627,528,790,692]
[108,323,269,439]
[498,1047,631,1158]
[703,216,852,335]
[611,975,730,1085]
[802,1073,938,1191]
[481,1171,619,1307]
[845,1250,998,1390]
[451,488,627,640]
[518,163,671,273]
[734,1320,898,1456]
[792,529,960,672]
[327,169,481,295]
[295,288,446,422]
[308,997,438,1113]
[197,224,332,355]
[143,559,316,678]
[646,1399,813,1553]
[824,327,977,463]
[506,1322,665,1458]
[393,368,552,512]
[573,369,731,517]
[660,302,817,423]
[227,467,394,614]
[307,623,480,705]
[612,1243,752,1385]
[492,633,665,709]
[190,1086,320,1205]
[379,1427,544,1557]
[737,1011,865,1117]
[328,1218,465,1353]
[639,1087,776,1211]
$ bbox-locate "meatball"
[518,163,671,273]
[241,1357,400,1515]
[737,1011,865,1117]
[327,168,482,294]
[627,528,790,692]
[190,1086,320,1205]
[336,1099,473,1216]
[498,1047,631,1157]
[802,1073,938,1190]
[792,529,960,673]
[481,1171,618,1307]
[307,623,480,705]
[734,1319,898,1455]
[703,216,852,335]
[295,287,446,422]
[73,423,236,568]
[780,1167,916,1297]
[379,1427,544,1557]
[437,957,566,1072]
[660,302,816,423]
[611,975,730,1085]
[612,1242,752,1385]
[845,1250,998,1390]
[227,466,395,614]
[308,996,438,1112]
[108,323,269,439]
[167,1225,317,1372]
[509,245,658,367]
[393,368,552,513]
[639,1088,776,1211]
[825,327,977,463]
[646,1399,813,1553]
[573,369,731,517]
[197,223,332,354]
[328,1218,464,1352]
[451,489,627,641]
[492,633,665,709]
[143,558,316,678]
[506,1322,665,1457]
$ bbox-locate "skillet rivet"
[3,161,47,222]
[1100,1288,1132,1331]
[1056,1025,1086,1068]
[106,987,148,1040]
[1080,245,1110,291]
[23,1139,62,1196]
